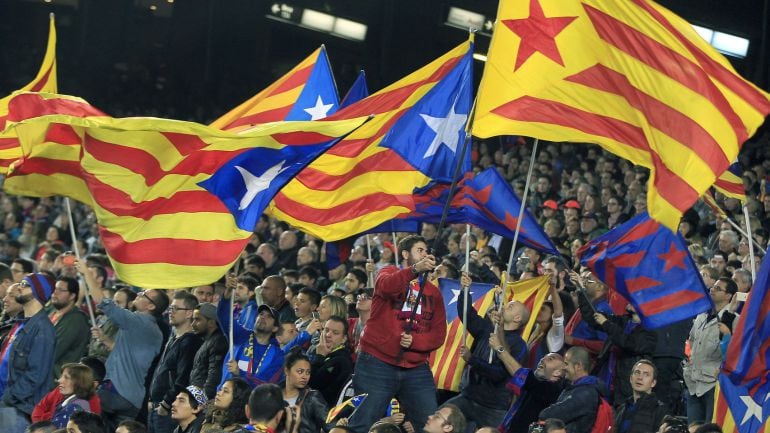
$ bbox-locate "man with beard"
[219,304,284,387]
[49,276,90,379]
[0,282,24,398]
[0,273,57,433]
[189,303,227,399]
[490,335,567,433]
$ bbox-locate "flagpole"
[392,231,399,268]
[743,204,757,282]
[462,224,470,343]
[724,215,766,255]
[365,234,375,286]
[64,198,97,328]
[229,256,243,361]
[490,137,539,363]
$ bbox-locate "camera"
[661,415,689,433]
[61,251,76,266]
[516,256,531,274]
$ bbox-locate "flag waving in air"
[268,39,474,241]
[5,92,367,288]
[211,46,339,131]
[473,0,770,230]
[0,14,58,174]
[714,254,770,433]
[578,211,713,329]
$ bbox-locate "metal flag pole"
[462,224,471,343]
[64,198,97,328]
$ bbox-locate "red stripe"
[584,4,749,143]
[434,320,461,388]
[224,105,294,129]
[272,191,414,225]
[638,289,705,316]
[714,388,729,425]
[159,132,210,156]
[45,123,82,145]
[271,131,338,146]
[83,135,244,185]
[714,178,745,195]
[84,172,228,217]
[624,276,660,294]
[294,151,415,191]
[0,137,19,150]
[620,218,660,243]
[268,64,313,96]
[29,65,54,92]
[8,93,106,122]
[631,0,770,115]
[565,64,729,174]
[443,342,463,389]
[0,159,16,169]
[99,227,249,266]
[324,106,412,158]
[648,150,700,212]
[11,157,82,178]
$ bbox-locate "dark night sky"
[1,0,768,123]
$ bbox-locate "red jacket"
[359,266,446,368]
[32,387,102,422]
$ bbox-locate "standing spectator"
[309,316,354,405]
[192,285,215,305]
[683,278,737,424]
[539,346,606,433]
[81,259,166,431]
[349,235,446,433]
[0,282,24,397]
[564,271,613,355]
[526,258,566,368]
[260,275,295,322]
[148,292,204,433]
[189,303,228,399]
[9,258,34,283]
[651,319,691,415]
[257,243,281,277]
[446,273,528,430]
[613,360,667,433]
[348,287,372,361]
[0,273,57,433]
[49,276,90,379]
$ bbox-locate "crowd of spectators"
[0,126,768,433]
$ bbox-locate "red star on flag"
[501,0,577,71]
[657,243,688,272]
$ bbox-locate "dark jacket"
[294,387,329,433]
[309,346,353,405]
[539,375,607,433]
[458,293,527,410]
[613,392,667,433]
[173,413,205,433]
[52,307,91,379]
[189,329,228,399]
[149,331,204,407]
[3,308,56,415]
[579,296,657,405]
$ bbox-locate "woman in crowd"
[282,348,329,433]
[34,363,97,427]
[201,378,251,432]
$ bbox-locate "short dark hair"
[115,420,147,433]
[284,346,311,370]
[717,277,738,295]
[248,383,286,422]
[369,423,402,433]
[116,287,137,304]
[237,274,260,292]
[632,358,658,380]
[69,410,107,433]
[13,258,34,274]
[566,346,592,372]
[398,235,428,257]
[173,291,199,310]
[298,266,319,281]
[245,254,266,269]
[148,290,170,317]
[88,264,108,284]
[542,256,565,273]
[287,283,302,298]
[348,268,368,286]
[693,423,724,433]
[57,276,80,297]
[27,420,56,433]
[79,356,106,383]
[298,288,321,307]
[282,269,299,280]
[0,263,11,283]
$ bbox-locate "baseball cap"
[542,200,558,210]
[258,304,279,322]
[564,200,581,209]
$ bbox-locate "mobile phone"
[312,311,320,320]
[735,292,748,302]
[62,252,76,266]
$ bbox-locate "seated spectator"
[423,404,466,433]
[201,378,251,432]
[613,360,667,433]
[32,362,102,424]
[26,420,56,433]
[281,349,328,433]
[66,410,107,433]
[116,420,148,433]
[170,385,207,433]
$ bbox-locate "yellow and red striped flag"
[714,382,770,433]
[5,92,366,288]
[266,39,474,241]
[210,46,339,132]
[0,14,57,174]
[473,0,770,230]
[714,162,747,202]
[430,276,549,391]
[701,189,728,221]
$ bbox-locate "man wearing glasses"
[79,260,168,432]
[0,273,56,433]
[423,404,466,433]
[9,259,33,283]
[148,291,203,433]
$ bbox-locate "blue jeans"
[444,394,508,433]
[349,351,437,433]
[148,406,177,433]
[0,404,30,433]
[686,387,715,424]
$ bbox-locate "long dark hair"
[207,377,250,427]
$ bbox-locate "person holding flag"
[349,235,446,433]
[445,276,529,430]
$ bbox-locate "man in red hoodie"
[349,235,446,433]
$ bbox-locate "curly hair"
[205,377,251,428]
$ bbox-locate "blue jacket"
[539,375,607,433]
[2,309,56,415]
[219,335,284,388]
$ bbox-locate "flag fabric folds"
[267,39,474,241]
[713,254,770,433]
[578,211,713,329]
[714,161,747,202]
[0,14,57,174]
[5,92,366,288]
[340,70,369,109]
[210,46,339,131]
[430,276,549,391]
[473,0,770,230]
[412,168,560,255]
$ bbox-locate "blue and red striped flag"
[578,211,713,329]
[714,254,770,433]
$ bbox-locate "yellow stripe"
[4,173,92,205]
[267,205,412,242]
[250,86,305,113]
[279,170,430,205]
[109,259,239,288]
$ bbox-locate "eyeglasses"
[138,291,157,307]
[357,294,371,300]
[18,280,31,289]
[711,285,727,292]
[168,305,191,313]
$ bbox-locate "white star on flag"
[448,287,474,306]
[419,102,468,158]
[304,95,334,120]
[739,394,764,425]
[235,161,288,210]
